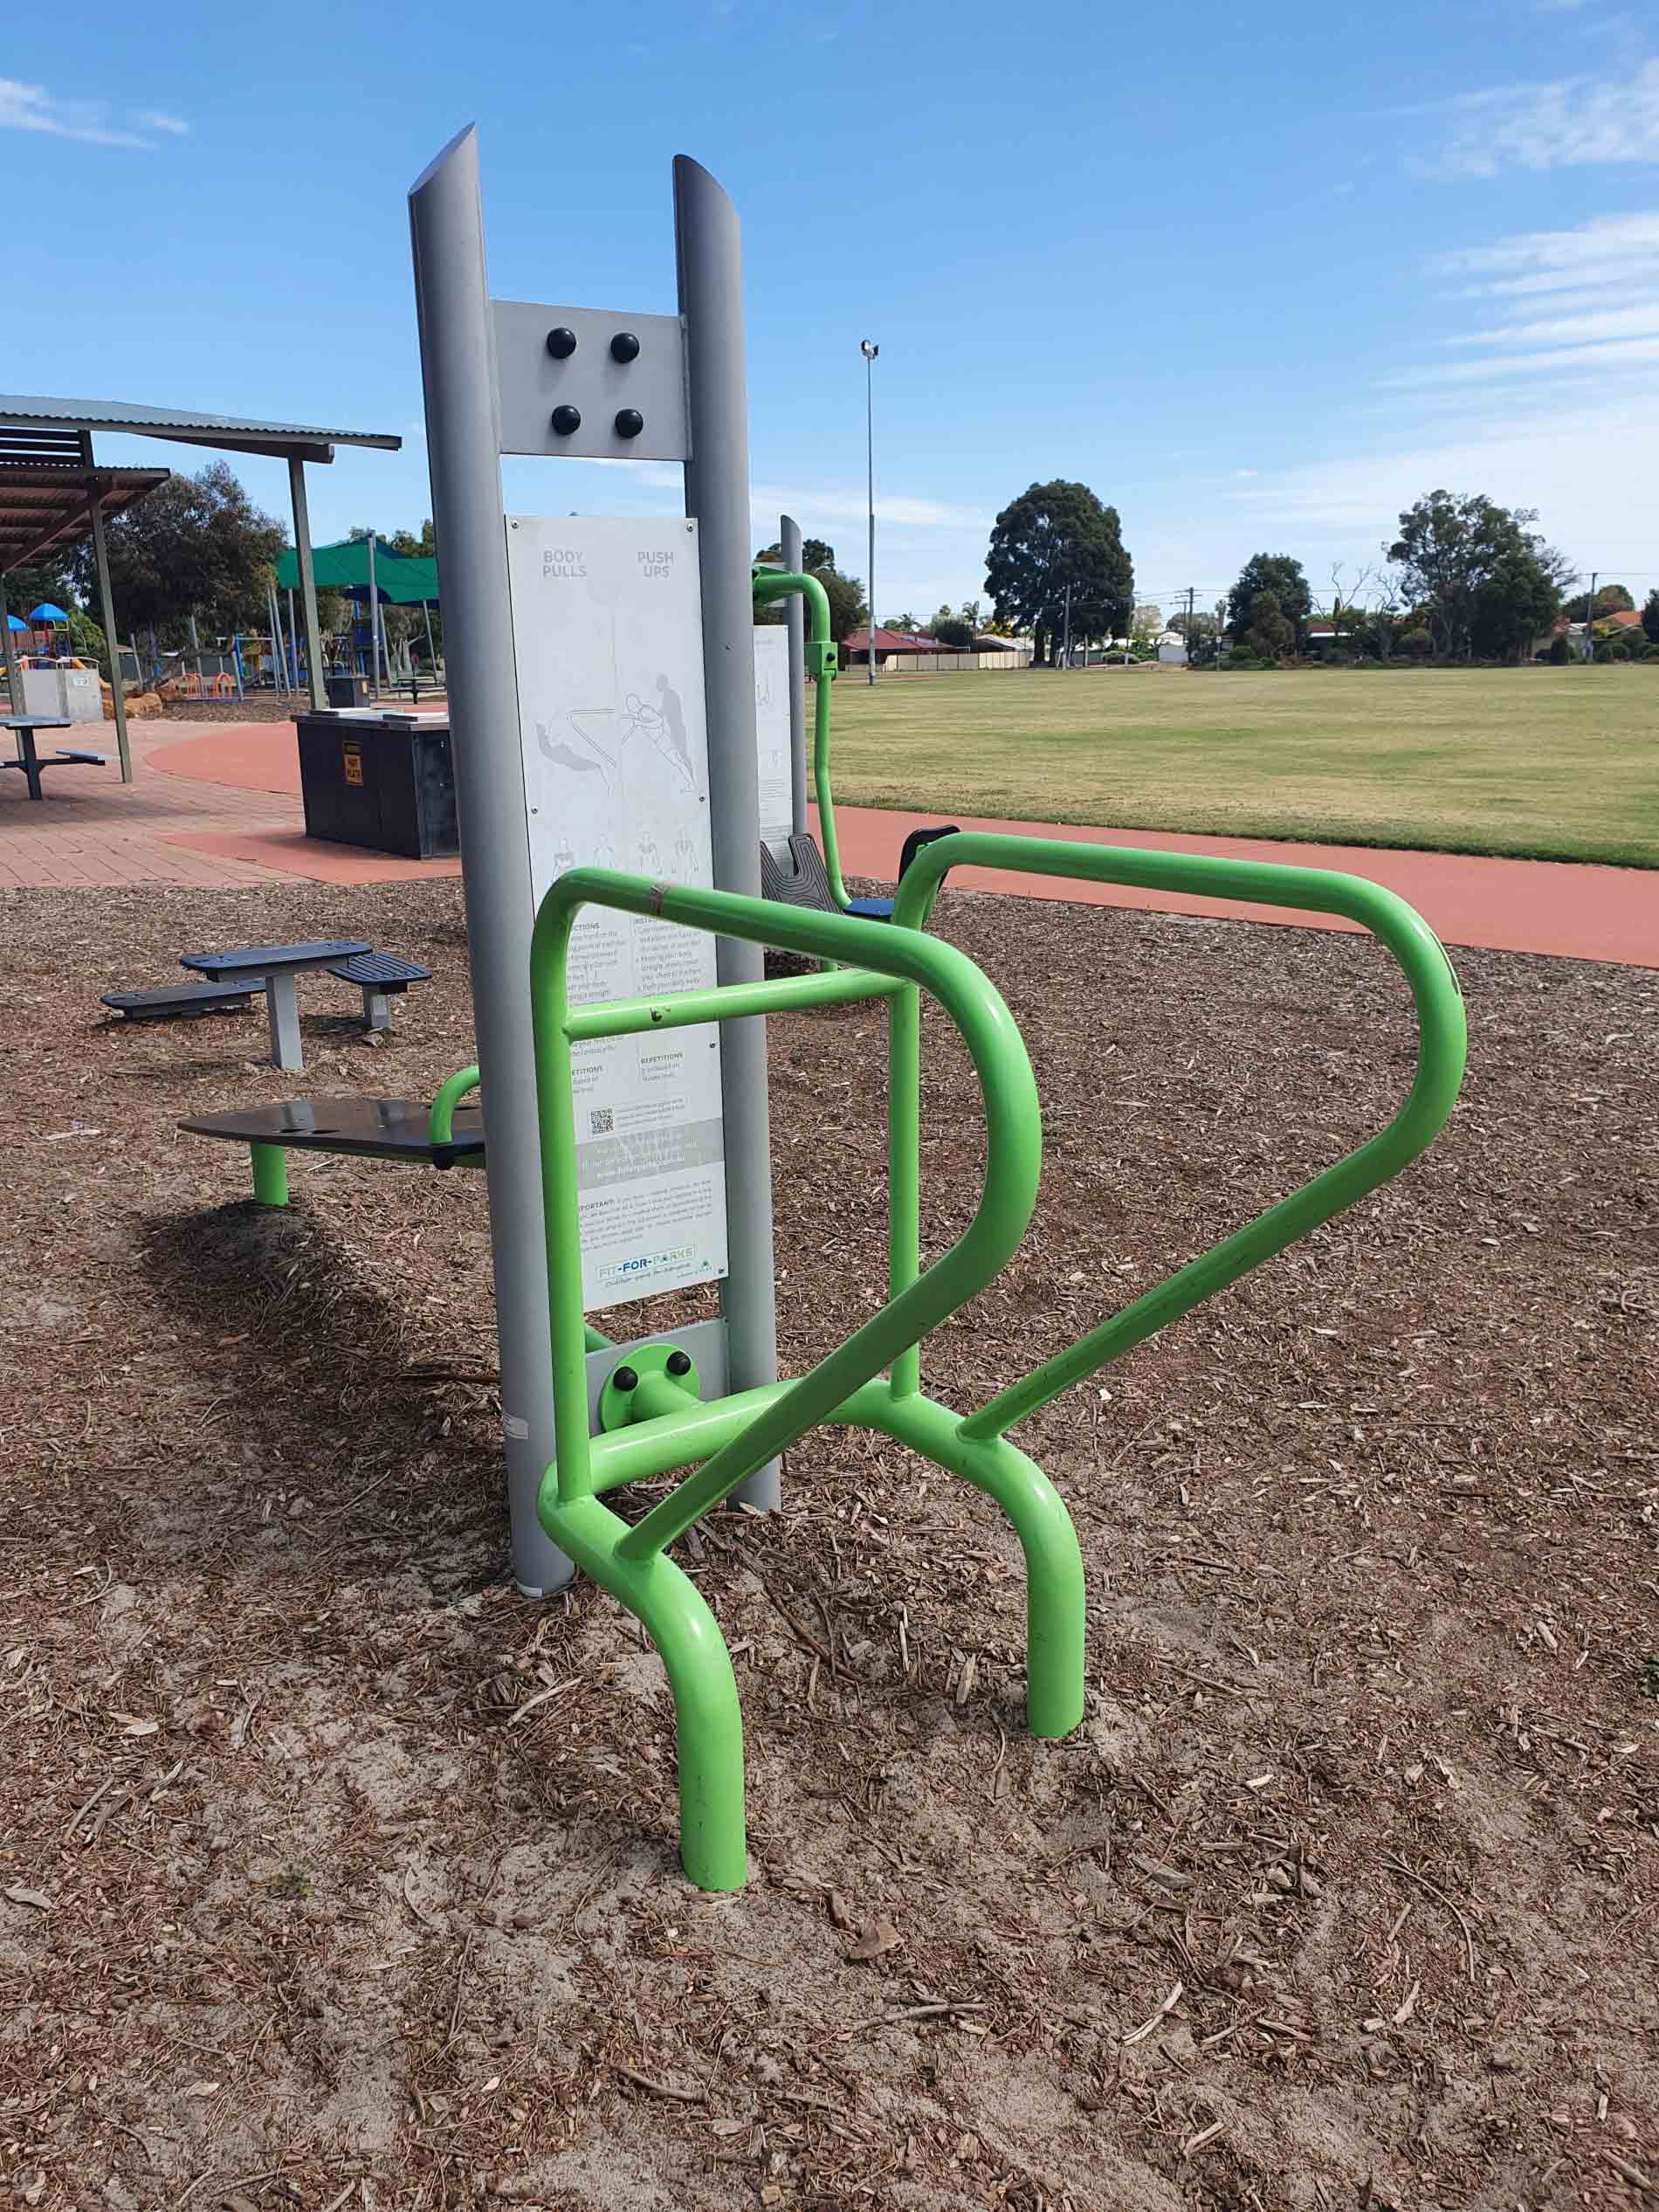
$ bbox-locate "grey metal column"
[675,155,780,1512]
[79,436,133,782]
[266,975,303,1071]
[781,512,808,838]
[410,126,572,1594]
[0,573,21,713]
[287,458,327,712]
[367,531,382,696]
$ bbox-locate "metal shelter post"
[79,437,133,783]
[0,572,20,712]
[367,530,382,696]
[410,127,572,1595]
[287,457,327,711]
[781,512,808,839]
[675,155,781,1510]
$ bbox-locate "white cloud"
[0,79,188,148]
[1424,57,1659,176]
[1386,333,1659,384]
[1429,210,1659,286]
[1449,300,1659,345]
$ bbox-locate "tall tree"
[1226,554,1311,644]
[753,538,866,644]
[1642,588,1659,646]
[1246,590,1294,662]
[1387,490,1569,660]
[1564,582,1634,621]
[984,479,1133,665]
[72,461,285,640]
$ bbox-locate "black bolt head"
[546,327,577,359]
[665,1349,692,1377]
[614,408,644,439]
[612,1365,639,1393]
[609,330,641,363]
[550,404,582,437]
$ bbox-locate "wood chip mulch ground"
[1,875,1655,2212]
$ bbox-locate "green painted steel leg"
[250,1142,289,1207]
[540,1494,747,1892]
[847,1382,1085,1738]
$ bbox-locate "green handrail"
[530,869,1043,1540]
[751,567,848,909]
[428,1062,480,1149]
[886,831,1468,1437]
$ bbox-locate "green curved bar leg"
[250,1141,288,1207]
[850,1383,1085,1738]
[541,1492,747,1892]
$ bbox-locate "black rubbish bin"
[326,672,372,708]
[296,712,459,859]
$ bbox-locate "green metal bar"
[753,568,848,908]
[250,1142,288,1208]
[563,962,897,1043]
[584,1324,614,1353]
[887,982,923,1399]
[539,1375,1083,1740]
[887,832,1467,1443]
[428,1062,480,1145]
[530,870,1042,1540]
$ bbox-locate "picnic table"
[180,938,370,1072]
[1,716,107,802]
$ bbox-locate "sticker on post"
[503,1414,530,1441]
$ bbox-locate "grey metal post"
[287,457,327,711]
[287,589,299,688]
[367,531,382,696]
[266,582,286,697]
[410,126,572,1594]
[81,450,133,782]
[0,572,21,713]
[189,612,203,696]
[266,975,304,1070]
[421,597,437,680]
[675,155,781,1512]
[861,341,878,684]
[781,512,808,838]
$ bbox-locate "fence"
[864,650,1031,679]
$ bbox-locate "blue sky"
[4,0,1658,624]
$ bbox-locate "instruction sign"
[505,514,728,1310]
[753,625,792,845]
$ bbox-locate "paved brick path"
[2,716,1653,968]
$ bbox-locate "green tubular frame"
[519,835,1464,1894]
[530,868,1084,1892]
[886,832,1467,1428]
[751,568,849,908]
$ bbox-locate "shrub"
[1400,627,1434,658]
[1546,636,1570,665]
[1607,641,1630,661]
[1222,647,1261,670]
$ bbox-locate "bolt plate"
[492,299,689,462]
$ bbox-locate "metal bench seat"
[326,952,433,1032]
[102,980,263,1021]
[179,1094,485,1205]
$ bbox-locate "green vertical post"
[250,1143,289,1207]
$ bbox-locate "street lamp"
[861,340,878,685]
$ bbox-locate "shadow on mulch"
[136,1200,510,1593]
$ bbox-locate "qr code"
[589,1107,615,1136]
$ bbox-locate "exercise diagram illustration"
[537,675,699,801]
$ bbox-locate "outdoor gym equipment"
[522,841,1464,1889]
[405,123,1466,1844]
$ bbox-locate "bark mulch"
[1,876,1655,2212]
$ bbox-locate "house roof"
[1605,608,1642,629]
[846,627,943,652]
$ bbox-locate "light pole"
[861,339,878,685]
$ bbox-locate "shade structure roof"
[0,395,402,467]
[0,458,169,571]
[274,538,438,603]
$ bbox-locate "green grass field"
[828,665,1659,868]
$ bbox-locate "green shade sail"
[273,538,437,603]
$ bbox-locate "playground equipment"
[403,130,1466,1885]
